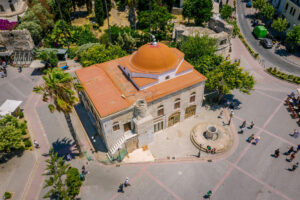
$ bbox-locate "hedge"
[228,20,259,59]
[267,67,300,84]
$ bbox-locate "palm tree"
[126,0,137,30]
[33,68,83,155]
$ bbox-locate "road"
[236,0,300,75]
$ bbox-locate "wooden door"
[123,122,131,132]
[125,136,138,153]
[185,105,196,119]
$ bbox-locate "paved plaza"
[0,37,300,200]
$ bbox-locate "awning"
[0,99,22,116]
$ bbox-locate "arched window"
[190,92,196,103]
[174,98,181,109]
[157,105,164,116]
[112,122,120,131]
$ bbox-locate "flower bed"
[0,19,17,30]
[267,67,300,84]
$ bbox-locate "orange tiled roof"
[176,60,194,74]
[76,54,206,118]
[131,77,157,88]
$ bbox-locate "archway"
[185,105,196,119]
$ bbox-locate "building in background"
[281,0,300,28]
[76,41,206,156]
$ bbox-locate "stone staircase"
[109,135,126,155]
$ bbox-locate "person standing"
[124,177,131,187]
[119,182,124,193]
[218,110,223,119]
[291,162,299,171]
[239,126,245,134]
[274,149,280,158]
[249,121,254,129]
[228,110,234,125]
[291,129,299,139]
[289,153,296,162]
[286,146,294,155]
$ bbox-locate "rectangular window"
[158,108,164,116]
[298,14,300,20]
[290,7,293,14]
[123,122,131,132]
[292,9,295,16]
[154,121,163,132]
[174,102,180,109]
[285,3,289,11]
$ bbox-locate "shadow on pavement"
[74,103,108,153]
[52,137,79,159]
[0,149,24,164]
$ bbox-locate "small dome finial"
[150,34,157,46]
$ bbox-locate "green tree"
[178,35,217,63]
[182,0,193,23]
[43,149,70,200]
[44,20,72,47]
[126,0,137,29]
[31,2,54,32]
[191,0,213,25]
[138,3,173,40]
[116,32,137,53]
[95,0,105,26]
[17,21,43,44]
[33,68,84,154]
[0,115,27,161]
[261,3,274,20]
[66,168,82,199]
[286,25,300,50]
[220,4,233,20]
[79,44,127,66]
[253,0,267,11]
[271,17,288,37]
[162,0,175,12]
[48,0,72,23]
[39,50,58,68]
[205,61,255,101]
[194,54,223,75]
[21,9,40,24]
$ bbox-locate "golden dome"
[130,42,179,73]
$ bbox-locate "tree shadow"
[31,68,44,76]
[274,48,291,57]
[51,137,79,159]
[221,94,242,110]
[71,11,89,20]
[0,149,24,164]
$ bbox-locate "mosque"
[75,40,207,156]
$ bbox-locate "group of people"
[119,177,131,193]
[0,60,7,78]
[273,144,300,171]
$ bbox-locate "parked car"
[260,38,273,49]
[246,1,252,7]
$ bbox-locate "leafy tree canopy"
[0,115,27,160]
[261,3,274,20]
[138,3,174,40]
[94,0,105,26]
[182,0,213,25]
[220,4,233,20]
[253,0,267,11]
[39,50,58,68]
[78,44,127,66]
[271,17,288,33]
[47,0,72,23]
[17,21,43,45]
[205,61,255,101]
[178,35,217,63]
[182,0,193,23]
[66,168,82,199]
[286,25,300,50]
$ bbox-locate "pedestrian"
[206,190,212,199]
[291,162,299,171]
[297,144,300,153]
[291,129,299,139]
[218,110,223,119]
[0,69,4,78]
[239,126,245,134]
[3,67,6,77]
[253,136,260,145]
[211,148,216,154]
[274,148,280,158]
[286,146,294,155]
[289,153,296,162]
[33,140,39,148]
[249,121,254,129]
[119,182,124,193]
[241,120,246,128]
[226,100,230,108]
[247,134,255,143]
[124,177,130,187]
[197,150,201,158]
[207,145,212,153]
[228,110,234,125]
[82,165,85,172]
[66,153,71,161]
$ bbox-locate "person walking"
[119,182,124,193]
[274,149,280,158]
[247,134,255,143]
[239,126,245,134]
[124,177,131,187]
[291,129,299,138]
[249,121,254,129]
[218,110,223,119]
[291,162,299,171]
[241,120,246,128]
[286,146,294,155]
[289,153,296,162]
[297,144,300,153]
[3,67,7,77]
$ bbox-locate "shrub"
[23,138,32,148]
[4,192,12,199]
[267,67,300,84]
[19,112,24,118]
